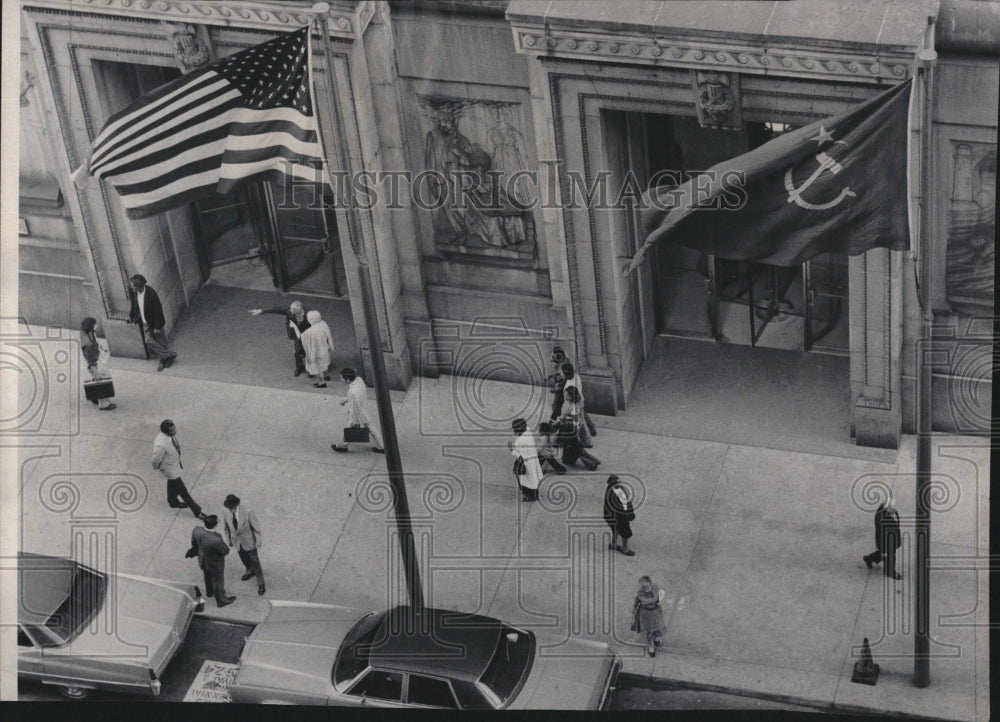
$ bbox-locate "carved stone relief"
[692,70,741,130]
[418,95,536,262]
[162,21,214,73]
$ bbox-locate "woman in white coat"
[509,418,543,502]
[300,310,335,387]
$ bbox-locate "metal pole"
[312,4,425,611]
[914,16,937,688]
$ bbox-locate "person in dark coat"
[547,346,568,421]
[127,274,177,372]
[604,475,635,556]
[863,497,902,579]
[187,515,235,607]
[248,301,311,377]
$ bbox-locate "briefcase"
[84,378,115,401]
[343,425,370,443]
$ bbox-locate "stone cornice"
[22,0,376,40]
[509,25,915,83]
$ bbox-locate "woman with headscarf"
[80,317,116,410]
[300,310,335,388]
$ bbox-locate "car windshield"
[333,612,380,686]
[477,626,533,706]
[42,565,105,645]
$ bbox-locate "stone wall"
[388,5,568,380]
[900,50,997,435]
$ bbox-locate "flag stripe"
[91,87,241,174]
[116,135,322,196]
[93,68,216,143]
[90,73,232,169]
[86,27,327,220]
[96,124,232,182]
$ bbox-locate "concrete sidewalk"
[13,358,989,718]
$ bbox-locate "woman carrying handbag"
[80,317,116,411]
[508,418,542,501]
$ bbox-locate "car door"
[17,626,44,680]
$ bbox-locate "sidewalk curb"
[616,673,960,719]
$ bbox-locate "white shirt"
[563,374,584,403]
[136,288,148,325]
[346,377,371,426]
[511,430,542,490]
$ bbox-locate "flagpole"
[914,15,937,689]
[311,3,425,613]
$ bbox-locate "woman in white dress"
[509,418,543,502]
[300,310,335,387]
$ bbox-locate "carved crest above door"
[692,70,741,130]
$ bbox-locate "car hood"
[48,576,191,671]
[234,602,372,699]
[509,637,616,710]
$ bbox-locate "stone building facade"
[16,0,997,447]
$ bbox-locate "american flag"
[84,26,325,219]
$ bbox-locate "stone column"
[850,247,904,448]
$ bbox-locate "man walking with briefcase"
[80,317,116,410]
[331,367,384,454]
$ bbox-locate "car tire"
[57,685,92,700]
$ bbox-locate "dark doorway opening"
[191,181,347,298]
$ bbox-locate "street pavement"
[10,339,989,718]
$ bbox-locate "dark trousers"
[867,548,898,577]
[237,547,265,586]
[144,328,176,361]
[293,340,306,373]
[518,481,538,501]
[202,565,227,603]
[549,388,564,420]
[541,455,567,473]
[167,477,202,517]
[561,438,600,468]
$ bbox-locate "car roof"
[17,553,82,624]
[368,606,503,681]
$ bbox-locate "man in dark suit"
[128,274,177,372]
[187,515,235,607]
[248,301,311,376]
[863,497,903,580]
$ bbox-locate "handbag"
[84,378,115,401]
[344,424,370,443]
[629,602,640,632]
[513,456,527,476]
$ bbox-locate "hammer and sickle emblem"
[784,151,857,210]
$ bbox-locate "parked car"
[229,602,622,709]
[16,552,205,699]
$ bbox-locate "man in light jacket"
[331,368,385,453]
[152,419,204,519]
[222,494,265,596]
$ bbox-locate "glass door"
[264,181,346,297]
